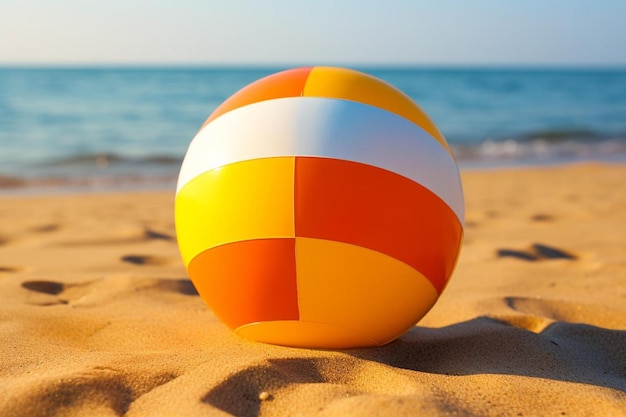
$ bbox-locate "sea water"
[1,67,625,192]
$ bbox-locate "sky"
[1,0,625,67]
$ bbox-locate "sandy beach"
[0,163,625,416]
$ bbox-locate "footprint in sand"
[203,358,353,416]
[151,279,198,296]
[143,228,174,241]
[22,280,65,295]
[56,227,173,247]
[531,213,555,222]
[21,280,80,306]
[29,223,61,233]
[120,254,171,266]
[20,277,197,306]
[202,357,429,416]
[0,266,22,273]
[5,370,179,417]
[497,243,577,261]
[486,293,626,336]
[503,296,621,329]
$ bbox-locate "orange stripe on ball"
[200,67,313,129]
[294,156,462,293]
[187,238,299,329]
[304,66,452,154]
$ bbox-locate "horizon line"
[1,61,626,71]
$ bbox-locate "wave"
[33,153,183,168]
[3,136,626,193]
[518,128,604,143]
[452,136,626,166]
[0,172,178,194]
[0,153,182,193]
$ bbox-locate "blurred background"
[1,0,625,192]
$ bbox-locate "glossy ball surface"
[176,67,464,348]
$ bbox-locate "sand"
[0,163,625,416]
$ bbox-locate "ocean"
[1,66,625,193]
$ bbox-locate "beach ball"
[175,67,464,349]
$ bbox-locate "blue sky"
[1,0,625,66]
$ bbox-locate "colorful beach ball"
[175,67,464,349]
